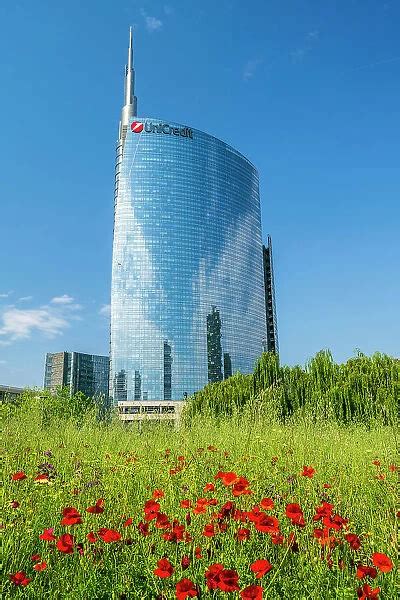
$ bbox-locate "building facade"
[44,352,109,398]
[110,31,267,403]
[262,236,279,354]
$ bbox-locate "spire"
[121,26,137,127]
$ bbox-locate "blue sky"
[0,0,399,387]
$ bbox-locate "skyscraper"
[44,352,109,398]
[262,236,279,354]
[110,30,267,402]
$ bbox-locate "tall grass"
[184,351,399,426]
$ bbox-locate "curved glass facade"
[110,117,266,402]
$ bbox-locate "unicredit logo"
[131,120,193,140]
[131,121,144,133]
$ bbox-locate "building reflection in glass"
[114,369,127,402]
[223,352,232,379]
[163,340,173,400]
[207,306,223,383]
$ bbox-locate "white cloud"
[0,292,12,299]
[51,294,74,304]
[0,296,83,343]
[243,58,263,81]
[0,308,69,340]
[141,9,163,32]
[18,296,33,302]
[99,304,111,317]
[0,359,7,364]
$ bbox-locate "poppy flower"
[345,533,361,550]
[176,578,198,599]
[11,471,27,481]
[372,460,381,467]
[285,503,303,520]
[40,528,56,541]
[10,500,20,509]
[34,473,50,483]
[33,561,47,572]
[389,464,397,472]
[232,477,252,497]
[97,528,121,543]
[250,559,273,578]
[138,521,150,536]
[204,482,215,492]
[57,533,74,554]
[9,571,31,586]
[371,552,393,573]
[180,499,192,509]
[356,565,378,580]
[271,532,284,545]
[260,498,274,511]
[61,506,82,526]
[181,555,191,570]
[215,471,239,486]
[357,583,380,599]
[240,585,264,599]
[31,554,41,561]
[237,527,251,542]
[254,514,280,534]
[153,489,165,499]
[301,465,316,478]
[203,524,215,537]
[154,558,174,578]
[218,569,240,592]
[86,498,104,514]
[87,531,97,543]
[323,483,332,489]
[195,546,202,559]
[155,513,171,529]
[313,502,334,521]
[144,500,160,521]
[205,563,224,590]
[123,517,133,527]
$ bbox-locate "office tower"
[262,236,279,354]
[110,30,267,401]
[44,352,109,398]
[223,352,232,380]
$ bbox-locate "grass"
[2,398,398,599]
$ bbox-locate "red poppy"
[39,527,56,541]
[181,555,191,570]
[195,546,202,559]
[176,578,198,599]
[87,531,97,543]
[301,465,316,478]
[34,473,50,483]
[250,559,273,578]
[271,532,284,545]
[9,571,31,586]
[313,502,334,521]
[204,482,215,492]
[10,500,20,509]
[123,517,133,527]
[152,489,165,499]
[97,528,121,543]
[322,513,348,531]
[154,558,174,578]
[371,552,393,573]
[11,471,27,481]
[86,498,104,514]
[61,506,82,526]
[155,512,171,529]
[232,477,252,497]
[389,464,397,472]
[138,521,150,536]
[203,524,215,537]
[207,445,217,451]
[205,563,224,590]
[260,498,274,511]
[356,565,378,580]
[372,460,381,467]
[144,499,160,521]
[240,584,264,599]
[323,483,332,489]
[254,514,280,534]
[180,499,192,509]
[218,569,240,592]
[357,583,380,599]
[345,533,361,550]
[215,471,239,486]
[31,554,41,561]
[33,561,47,572]
[285,503,303,520]
[237,527,251,542]
[56,533,74,554]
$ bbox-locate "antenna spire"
[122,26,137,123]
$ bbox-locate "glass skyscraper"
[110,30,267,402]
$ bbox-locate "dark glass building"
[262,236,279,354]
[44,352,109,398]
[110,30,267,402]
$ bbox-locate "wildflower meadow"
[2,352,398,599]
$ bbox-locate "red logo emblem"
[131,121,144,133]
